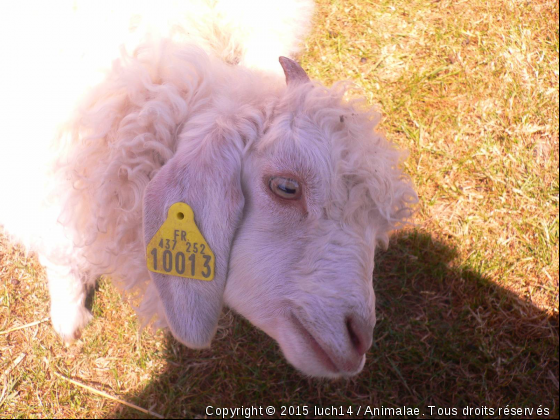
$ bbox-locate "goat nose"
[346,315,374,356]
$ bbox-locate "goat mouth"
[289,312,340,374]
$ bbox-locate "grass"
[1,0,558,418]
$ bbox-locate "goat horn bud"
[279,56,310,85]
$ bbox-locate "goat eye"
[268,176,301,200]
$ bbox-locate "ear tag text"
[147,203,215,281]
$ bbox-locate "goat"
[0,1,416,378]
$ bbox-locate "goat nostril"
[346,318,363,356]
[346,316,372,357]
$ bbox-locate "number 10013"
[149,248,212,279]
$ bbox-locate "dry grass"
[1,0,558,418]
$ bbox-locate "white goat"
[0,1,416,378]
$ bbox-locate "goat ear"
[143,139,244,349]
[279,56,310,85]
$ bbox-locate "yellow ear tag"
[146,203,215,281]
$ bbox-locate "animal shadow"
[110,230,559,418]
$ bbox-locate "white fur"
[0,0,416,378]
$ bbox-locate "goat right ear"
[279,56,310,85]
[143,136,245,349]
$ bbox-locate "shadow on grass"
[111,231,559,418]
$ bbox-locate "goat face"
[226,133,376,377]
[143,57,415,378]
[224,84,398,377]
[223,60,414,377]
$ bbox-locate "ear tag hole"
[177,212,184,220]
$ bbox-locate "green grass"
[1,0,558,418]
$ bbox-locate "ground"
[1,0,558,418]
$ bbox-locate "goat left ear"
[143,135,245,349]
